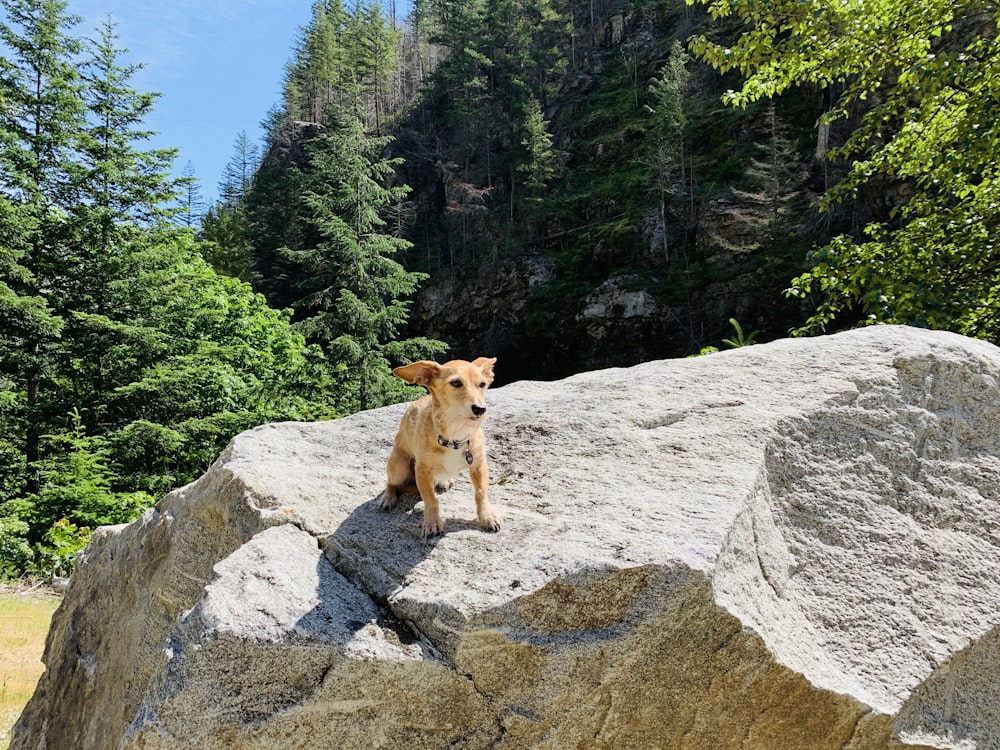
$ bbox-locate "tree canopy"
[690,0,1000,338]
[0,2,332,578]
[14,0,1000,580]
[283,100,446,412]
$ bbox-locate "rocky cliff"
[14,326,1000,749]
[390,1,821,383]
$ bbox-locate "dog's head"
[393,357,497,424]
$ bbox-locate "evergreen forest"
[3,0,1000,577]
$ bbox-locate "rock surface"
[14,325,1000,750]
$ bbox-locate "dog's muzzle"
[471,404,487,417]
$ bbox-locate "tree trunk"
[25,343,40,496]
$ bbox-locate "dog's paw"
[421,513,445,538]
[478,506,502,532]
[378,488,397,511]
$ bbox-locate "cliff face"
[241,1,830,383]
[411,249,797,384]
[14,326,1000,749]
[395,1,821,383]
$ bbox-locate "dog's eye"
[478,382,486,388]
[450,379,462,388]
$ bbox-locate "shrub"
[0,517,34,580]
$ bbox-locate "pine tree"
[284,0,351,123]
[245,114,317,309]
[0,7,335,577]
[407,0,447,87]
[517,97,560,213]
[644,41,692,258]
[198,202,252,279]
[426,0,490,155]
[730,102,804,250]
[59,18,183,434]
[177,161,206,228]
[254,2,405,307]
[200,132,259,279]
[77,19,179,225]
[31,411,154,539]
[0,195,63,498]
[218,130,260,207]
[348,1,398,132]
[429,0,567,224]
[0,0,85,492]
[287,102,445,411]
[486,0,565,107]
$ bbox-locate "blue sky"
[69,0,317,203]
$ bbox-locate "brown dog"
[379,357,500,538]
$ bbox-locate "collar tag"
[438,435,473,464]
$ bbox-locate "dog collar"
[438,435,474,465]
[437,435,466,450]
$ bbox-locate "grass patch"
[0,586,59,750]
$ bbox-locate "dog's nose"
[472,404,487,417]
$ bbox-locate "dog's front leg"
[471,462,501,531]
[415,464,444,538]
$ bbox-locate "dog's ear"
[472,356,497,384]
[393,360,442,386]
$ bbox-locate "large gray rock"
[13,325,1000,749]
